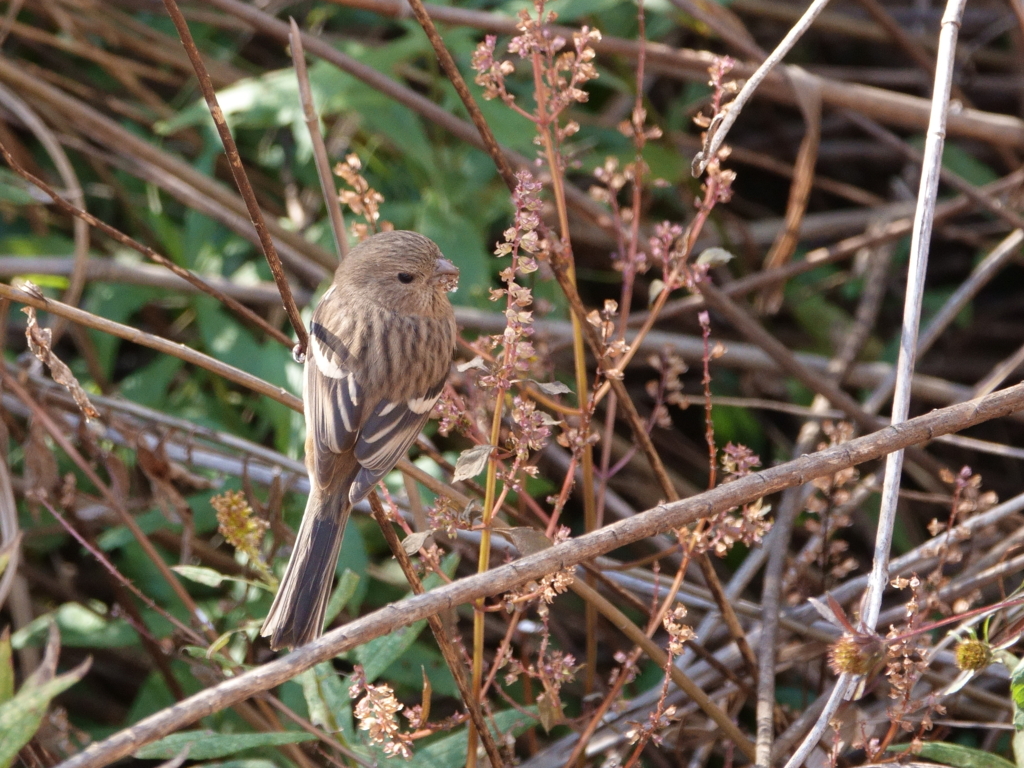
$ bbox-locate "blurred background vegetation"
[3,0,1024,766]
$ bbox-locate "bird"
[261,230,459,650]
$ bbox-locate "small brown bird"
[261,230,459,649]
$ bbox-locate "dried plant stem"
[536,109,600,695]
[367,492,503,768]
[755,240,893,765]
[468,402,503,768]
[0,257,312,306]
[335,0,1024,148]
[864,228,1024,414]
[784,1,968,765]
[692,0,834,175]
[570,577,757,761]
[642,167,1024,327]
[0,284,469,515]
[160,0,309,354]
[545,259,755,676]
[57,378,1024,768]
[288,19,347,263]
[697,283,881,434]
[861,0,967,653]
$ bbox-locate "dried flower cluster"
[504,567,575,612]
[349,667,414,759]
[472,0,601,128]
[696,446,770,556]
[211,490,272,583]
[662,605,694,656]
[502,626,579,731]
[645,350,688,429]
[477,170,542,395]
[335,153,390,240]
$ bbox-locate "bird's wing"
[305,317,364,488]
[348,376,446,502]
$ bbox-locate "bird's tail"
[261,483,353,650]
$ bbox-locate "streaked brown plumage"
[261,230,458,650]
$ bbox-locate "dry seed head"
[827,633,884,676]
[954,638,991,672]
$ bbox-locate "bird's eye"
[397,272,415,284]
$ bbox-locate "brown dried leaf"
[497,526,552,557]
[401,530,433,556]
[536,689,562,732]
[22,304,98,420]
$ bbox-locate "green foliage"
[888,741,1016,768]
[404,707,538,768]
[12,603,136,649]
[297,662,356,742]
[0,629,90,768]
[134,730,316,760]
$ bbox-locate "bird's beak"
[433,258,460,291]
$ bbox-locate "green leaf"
[405,707,537,768]
[1010,655,1024,731]
[0,630,12,705]
[134,730,316,760]
[0,168,39,205]
[374,642,458,699]
[297,662,354,741]
[172,565,228,587]
[887,741,1015,768]
[119,354,184,408]
[355,621,427,683]
[12,603,137,649]
[908,137,999,187]
[323,569,361,627]
[171,565,270,592]
[0,658,90,768]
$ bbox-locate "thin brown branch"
[0,282,303,411]
[0,139,294,348]
[0,54,335,280]
[0,257,312,306]
[367,492,504,768]
[330,0,1024,147]
[201,0,612,233]
[288,18,347,263]
[404,0,517,192]
[160,0,309,354]
[569,577,757,761]
[636,166,1024,327]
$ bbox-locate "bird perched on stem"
[261,230,459,649]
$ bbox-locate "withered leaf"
[536,690,563,732]
[400,530,433,556]
[452,444,494,483]
[497,526,552,557]
[22,303,98,421]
